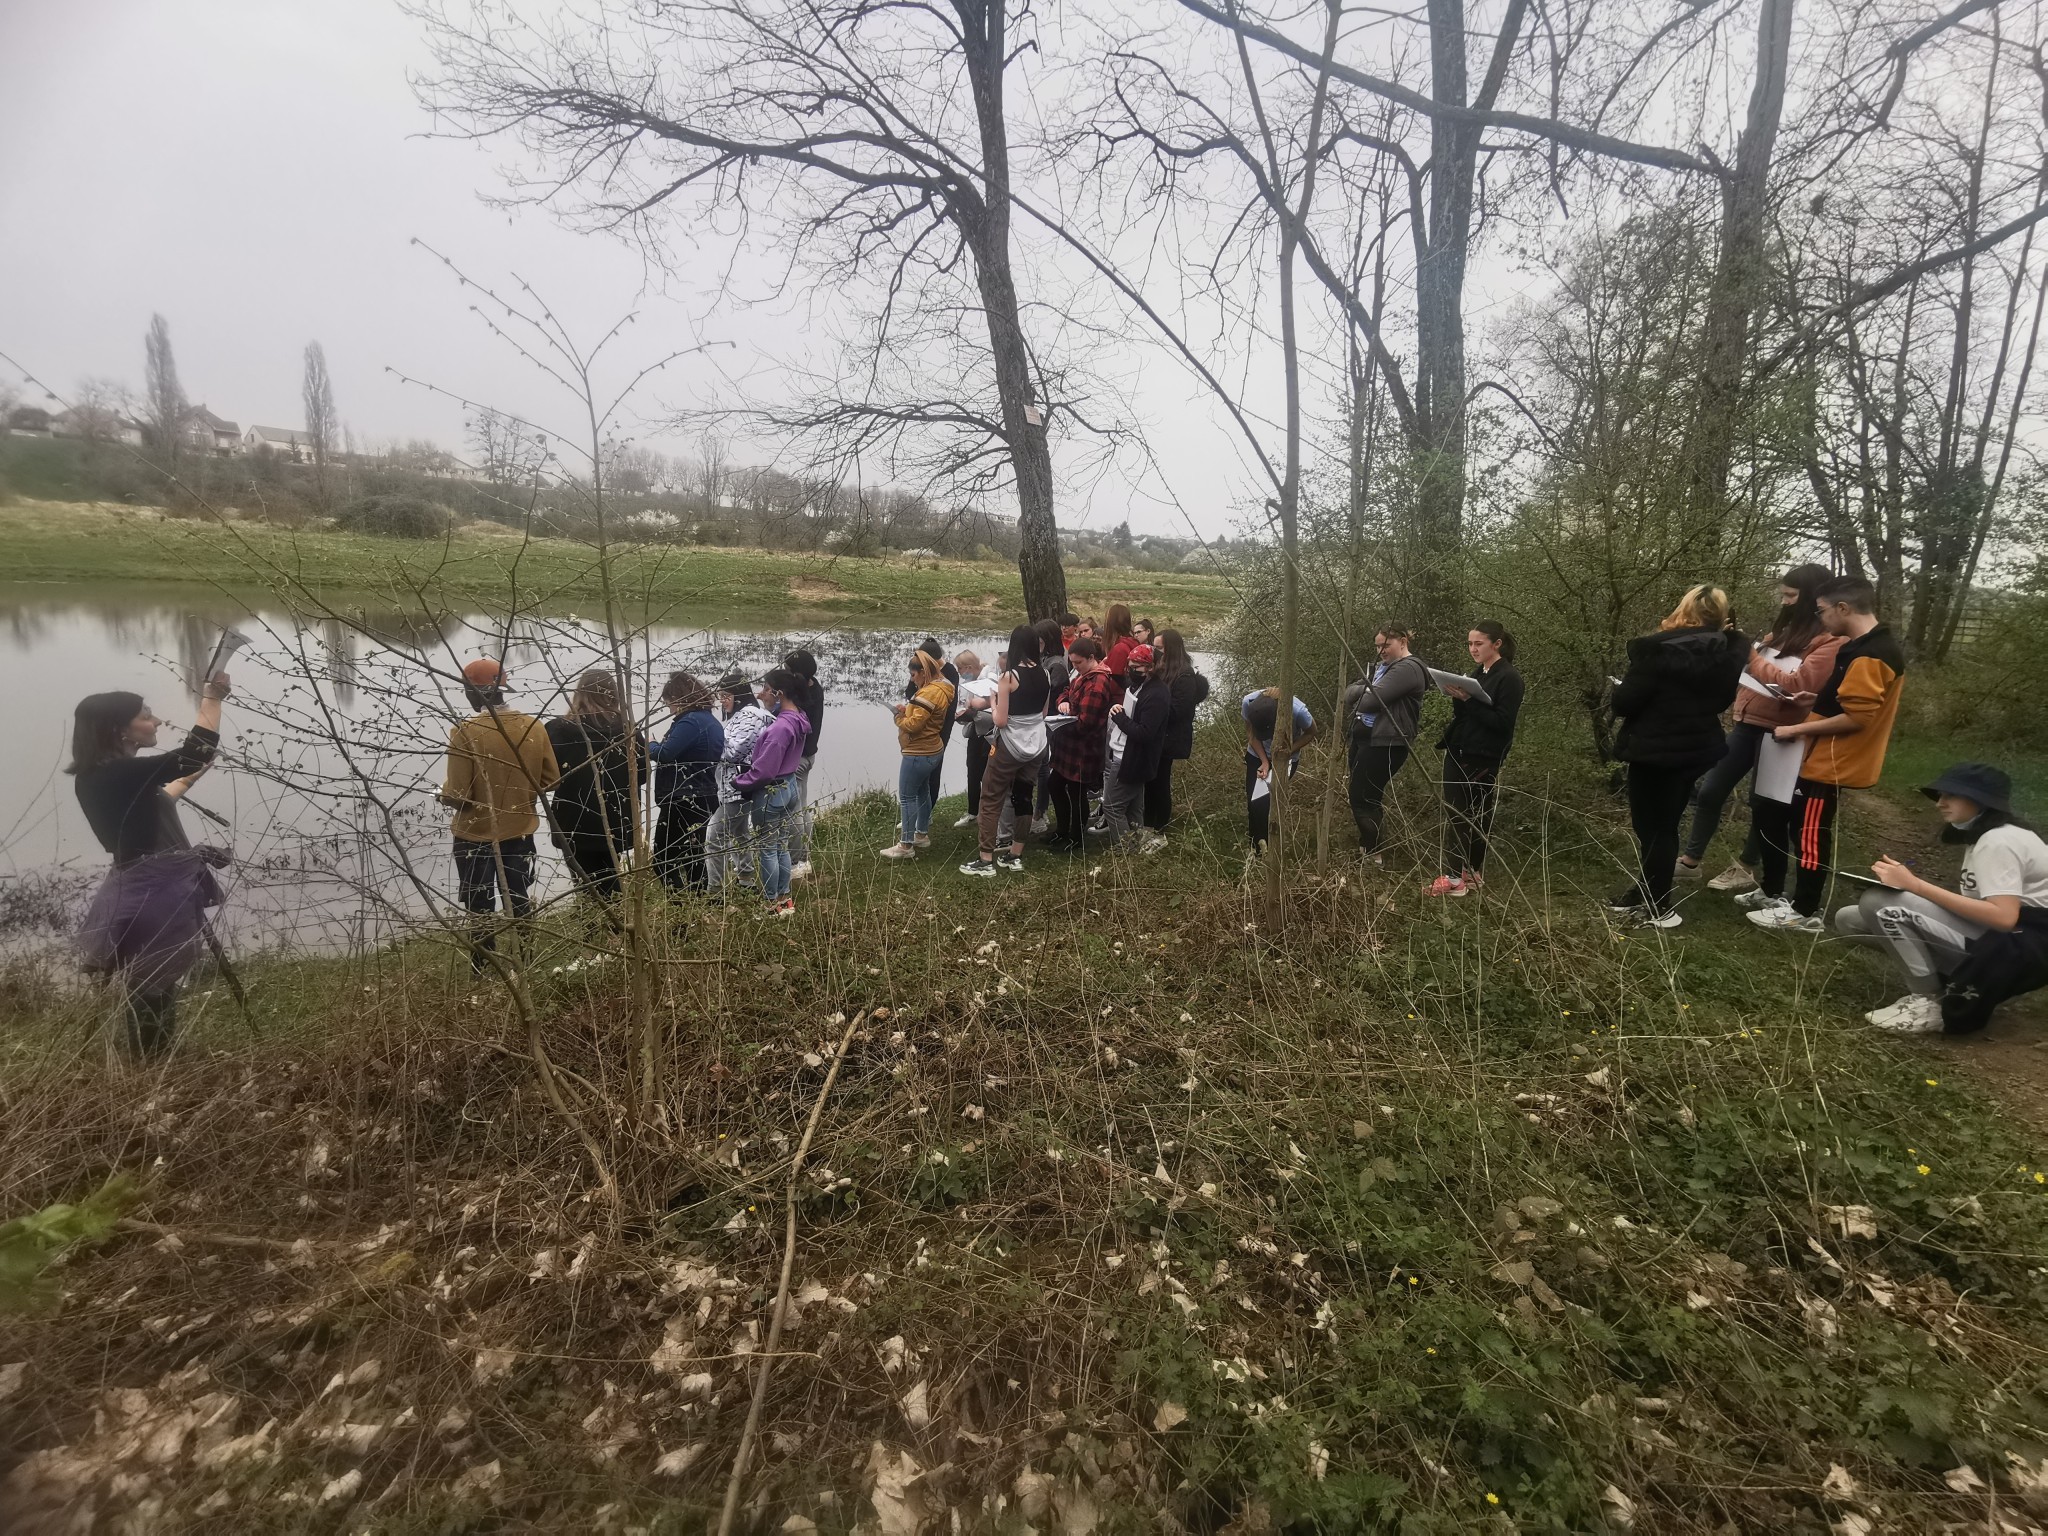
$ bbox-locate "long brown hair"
[68,691,145,775]
[1767,564,1833,656]
[567,669,624,723]
[1152,628,1190,684]
[1102,604,1133,646]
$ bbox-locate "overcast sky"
[0,0,1280,539]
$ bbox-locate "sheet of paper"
[1756,733,1804,803]
[1250,774,1271,802]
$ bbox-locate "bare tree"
[302,341,338,507]
[143,313,186,472]
[69,377,134,449]
[414,0,1075,618]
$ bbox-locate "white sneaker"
[1733,888,1779,911]
[1635,909,1683,930]
[1868,994,1943,1033]
[952,814,976,829]
[1748,904,1823,933]
[878,843,916,860]
[1140,834,1168,855]
[789,861,813,880]
[1674,859,1704,881]
[1708,862,1759,893]
[1030,817,1049,835]
[914,833,931,849]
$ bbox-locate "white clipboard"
[1426,667,1490,705]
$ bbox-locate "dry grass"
[5,740,2048,1533]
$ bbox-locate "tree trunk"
[962,0,1068,622]
[1680,0,1794,530]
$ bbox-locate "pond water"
[0,585,1215,958]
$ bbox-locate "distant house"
[52,408,147,446]
[6,405,55,435]
[184,405,240,457]
[244,424,317,462]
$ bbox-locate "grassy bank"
[4,720,2048,1533]
[0,499,1238,629]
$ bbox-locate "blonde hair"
[568,668,622,720]
[1661,585,1731,632]
[954,649,982,674]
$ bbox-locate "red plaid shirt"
[1051,666,1118,782]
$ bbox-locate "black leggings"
[124,988,178,1058]
[1626,763,1702,912]
[1143,760,1176,831]
[1049,771,1090,846]
[559,831,624,901]
[654,793,715,893]
[1348,738,1411,852]
[964,731,990,817]
[1441,751,1502,876]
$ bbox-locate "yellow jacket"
[441,708,562,843]
[897,655,955,757]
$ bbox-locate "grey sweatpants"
[1833,887,1984,996]
[1101,773,1145,847]
[705,800,753,887]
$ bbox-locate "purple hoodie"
[735,706,810,793]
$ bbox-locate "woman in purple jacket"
[735,667,811,917]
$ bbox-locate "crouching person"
[1838,763,2048,1035]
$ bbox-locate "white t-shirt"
[1961,823,2048,907]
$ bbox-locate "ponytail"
[1473,619,1516,663]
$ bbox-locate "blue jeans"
[751,780,799,901]
[898,754,943,841]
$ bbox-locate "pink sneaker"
[1425,875,1466,898]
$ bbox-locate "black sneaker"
[959,857,997,878]
[1605,886,1647,914]
[995,850,1025,873]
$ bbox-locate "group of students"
[60,568,2048,1058]
[1604,568,2048,1034]
[1239,619,1527,899]
[878,605,1212,877]
[435,652,828,934]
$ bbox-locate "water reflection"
[0,587,1020,957]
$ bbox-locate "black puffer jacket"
[1611,626,1748,769]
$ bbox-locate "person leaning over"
[1606,587,1748,928]
[440,657,562,971]
[1837,764,2048,1036]
[1102,643,1170,849]
[881,647,956,860]
[1340,623,1430,864]
[1746,575,1907,933]
[1046,636,1115,851]
[70,669,233,1057]
[649,670,724,894]
[1429,620,1524,898]
[1241,687,1316,854]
